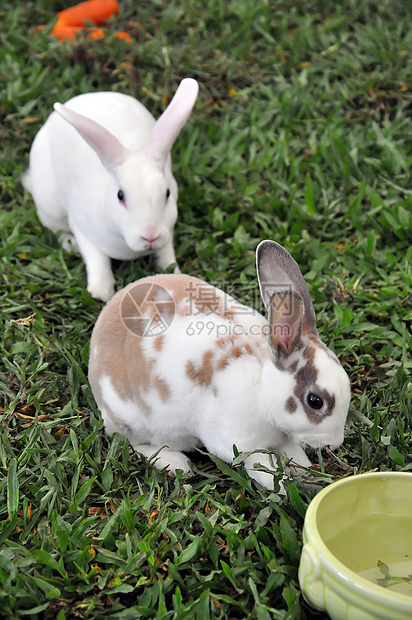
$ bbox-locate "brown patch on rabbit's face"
[321,390,335,411]
[288,359,299,374]
[303,339,340,365]
[293,354,335,424]
[296,356,317,385]
[285,396,297,413]
[271,349,301,374]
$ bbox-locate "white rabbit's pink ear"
[145,78,199,163]
[256,240,318,337]
[53,103,129,170]
[267,289,304,357]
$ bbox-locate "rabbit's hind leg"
[133,444,192,476]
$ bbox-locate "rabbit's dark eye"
[117,189,125,204]
[307,392,324,410]
[166,188,170,200]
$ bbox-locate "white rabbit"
[22,78,199,301]
[88,240,351,490]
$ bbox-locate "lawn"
[0,0,411,618]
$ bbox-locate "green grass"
[1,0,411,617]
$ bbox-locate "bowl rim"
[303,471,412,609]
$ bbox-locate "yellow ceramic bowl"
[299,472,412,620]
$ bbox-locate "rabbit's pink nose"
[141,233,160,244]
[140,226,160,246]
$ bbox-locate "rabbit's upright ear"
[54,103,129,170]
[266,288,305,357]
[256,241,318,350]
[146,78,199,163]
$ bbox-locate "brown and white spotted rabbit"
[88,240,351,489]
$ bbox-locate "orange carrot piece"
[57,0,119,28]
[50,20,82,40]
[38,0,126,42]
[115,31,131,43]
[87,26,105,40]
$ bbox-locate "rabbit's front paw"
[87,275,115,302]
[59,232,79,254]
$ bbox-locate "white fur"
[88,242,352,490]
[100,375,139,430]
[23,79,199,301]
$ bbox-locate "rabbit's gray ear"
[54,103,129,170]
[146,78,199,163]
[256,240,317,337]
